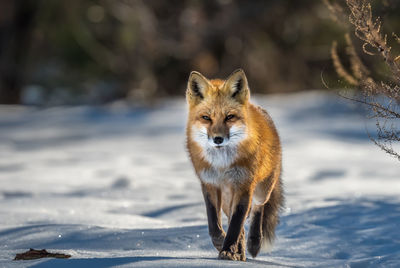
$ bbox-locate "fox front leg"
[219,192,250,261]
[201,184,226,251]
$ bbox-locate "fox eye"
[202,115,211,121]
[225,114,235,121]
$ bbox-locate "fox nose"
[213,136,224,145]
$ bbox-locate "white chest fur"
[203,146,237,168]
[199,166,249,185]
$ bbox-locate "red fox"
[186,69,283,261]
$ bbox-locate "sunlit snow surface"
[0,91,399,267]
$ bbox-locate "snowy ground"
[0,91,399,267]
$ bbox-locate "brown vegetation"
[326,0,400,161]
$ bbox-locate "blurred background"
[1,0,399,105]
[2,2,400,266]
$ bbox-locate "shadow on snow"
[1,197,399,266]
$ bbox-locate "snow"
[0,91,399,267]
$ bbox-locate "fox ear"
[187,71,210,105]
[224,69,249,104]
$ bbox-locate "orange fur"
[185,69,283,261]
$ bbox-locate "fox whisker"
[230,132,246,137]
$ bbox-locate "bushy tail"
[261,178,284,251]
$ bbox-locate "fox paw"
[218,250,246,261]
[211,233,226,251]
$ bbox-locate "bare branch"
[326,0,400,162]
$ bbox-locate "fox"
[185,69,283,261]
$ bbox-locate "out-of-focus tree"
[2,0,399,105]
[0,0,37,104]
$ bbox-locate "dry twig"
[326,0,400,161]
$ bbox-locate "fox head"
[186,69,250,167]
